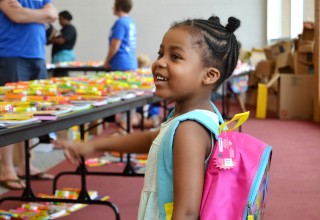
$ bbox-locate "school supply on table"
[71,99,108,107]
[157,104,272,220]
[70,103,92,111]
[0,117,40,127]
[0,188,109,219]
[85,157,110,167]
[0,112,33,120]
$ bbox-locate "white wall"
[47,0,267,63]
[304,0,314,22]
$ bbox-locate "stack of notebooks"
[33,105,73,121]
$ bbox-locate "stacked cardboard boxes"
[294,21,314,75]
[247,22,314,120]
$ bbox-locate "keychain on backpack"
[213,111,250,169]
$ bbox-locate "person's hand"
[53,139,94,166]
[42,5,58,23]
[47,6,58,22]
[7,0,22,8]
[103,62,112,71]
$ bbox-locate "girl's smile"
[154,73,168,86]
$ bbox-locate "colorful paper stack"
[0,188,109,219]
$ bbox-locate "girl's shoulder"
[163,109,219,138]
[173,109,219,125]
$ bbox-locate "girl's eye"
[171,54,181,61]
[157,51,163,59]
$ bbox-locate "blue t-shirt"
[0,0,51,59]
[109,16,138,71]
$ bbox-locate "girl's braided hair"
[170,16,240,87]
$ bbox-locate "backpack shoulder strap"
[157,109,220,219]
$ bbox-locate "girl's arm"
[172,121,212,220]
[54,129,159,166]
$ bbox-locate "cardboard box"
[255,60,275,77]
[246,86,277,113]
[278,74,313,120]
[293,51,314,74]
[264,47,273,60]
[297,52,313,65]
[248,73,260,87]
[301,22,314,41]
[266,88,278,113]
[267,41,292,60]
[298,40,314,53]
[294,62,313,75]
[275,53,293,73]
[256,73,313,120]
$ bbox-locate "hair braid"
[170,15,240,87]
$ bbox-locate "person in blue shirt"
[103,0,138,132]
[103,0,137,71]
[0,0,57,190]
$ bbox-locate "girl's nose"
[154,57,167,68]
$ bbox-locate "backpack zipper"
[243,146,272,220]
[247,202,254,220]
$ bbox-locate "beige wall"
[281,0,291,38]
[304,0,315,21]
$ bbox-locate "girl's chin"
[155,90,168,99]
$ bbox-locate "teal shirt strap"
[157,110,220,220]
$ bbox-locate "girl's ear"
[203,67,220,85]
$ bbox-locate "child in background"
[55,15,240,219]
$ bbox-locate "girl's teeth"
[157,75,167,81]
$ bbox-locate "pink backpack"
[200,112,272,220]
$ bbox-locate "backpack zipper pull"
[247,202,254,220]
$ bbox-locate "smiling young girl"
[55,15,240,220]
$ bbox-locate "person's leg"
[30,58,48,80]
[236,93,247,113]
[0,57,20,85]
[0,58,26,189]
[15,142,53,179]
[0,145,26,189]
[15,59,53,179]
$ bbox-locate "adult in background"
[50,10,77,77]
[0,0,57,190]
[103,0,138,132]
[103,0,137,71]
